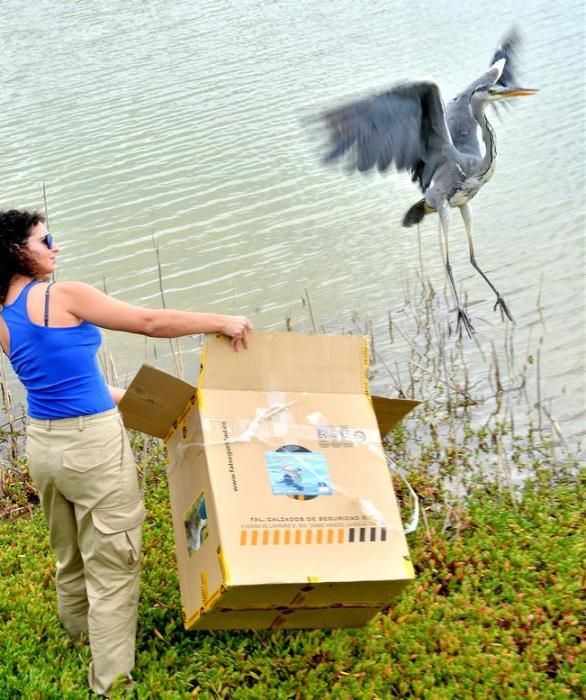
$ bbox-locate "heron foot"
[456,307,475,338]
[493,295,514,323]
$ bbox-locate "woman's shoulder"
[48,280,109,304]
[52,280,96,293]
[25,279,98,304]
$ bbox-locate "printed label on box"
[265,450,333,498]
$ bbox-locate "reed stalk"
[303,287,318,333]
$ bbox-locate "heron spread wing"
[320,81,455,188]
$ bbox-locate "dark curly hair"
[0,209,46,305]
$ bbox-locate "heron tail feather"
[402,199,433,227]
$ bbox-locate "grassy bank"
[0,433,583,699]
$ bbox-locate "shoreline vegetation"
[0,270,583,698]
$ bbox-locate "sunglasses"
[40,233,54,249]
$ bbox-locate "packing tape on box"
[175,402,383,450]
[324,469,419,536]
[384,455,420,535]
[231,401,297,444]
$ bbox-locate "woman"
[0,209,252,697]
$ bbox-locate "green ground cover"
[0,440,583,699]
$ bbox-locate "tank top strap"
[44,282,55,327]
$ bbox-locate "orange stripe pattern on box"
[239,527,388,545]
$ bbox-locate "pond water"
[1,0,584,447]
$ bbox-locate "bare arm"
[57,281,252,350]
[107,385,126,405]
[0,315,9,356]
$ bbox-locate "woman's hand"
[219,315,252,351]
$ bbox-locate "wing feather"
[318,81,454,189]
[492,28,521,88]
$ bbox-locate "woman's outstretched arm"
[54,281,252,350]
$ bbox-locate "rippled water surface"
[1,0,584,444]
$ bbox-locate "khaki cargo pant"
[26,408,144,697]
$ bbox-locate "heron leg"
[460,203,514,323]
[438,202,474,337]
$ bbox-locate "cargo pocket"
[91,500,145,568]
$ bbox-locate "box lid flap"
[199,331,369,394]
[119,364,196,438]
[371,395,420,437]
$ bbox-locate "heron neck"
[473,102,497,175]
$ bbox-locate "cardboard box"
[119,331,419,630]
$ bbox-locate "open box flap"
[119,364,196,438]
[371,395,420,437]
[199,331,369,395]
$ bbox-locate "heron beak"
[502,87,539,98]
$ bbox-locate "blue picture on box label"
[265,451,333,497]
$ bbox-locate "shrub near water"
[0,439,583,699]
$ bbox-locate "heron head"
[474,83,539,104]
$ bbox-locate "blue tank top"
[2,280,115,419]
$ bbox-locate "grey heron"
[315,30,538,335]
